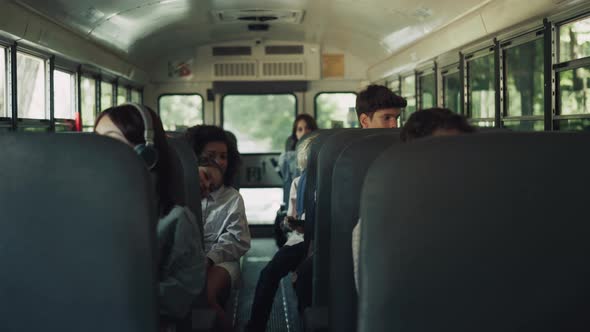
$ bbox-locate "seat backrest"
[359,132,590,332]
[168,137,204,237]
[0,133,159,332]
[312,129,399,307]
[302,129,342,250]
[327,131,401,332]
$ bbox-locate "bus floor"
[233,238,304,332]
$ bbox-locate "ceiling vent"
[212,9,305,24]
[261,61,305,78]
[213,62,257,78]
[248,23,269,31]
[212,46,252,56]
[265,45,304,55]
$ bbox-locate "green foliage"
[159,95,203,131]
[315,93,357,129]
[223,94,296,153]
[469,54,495,119]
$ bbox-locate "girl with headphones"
[94,104,206,330]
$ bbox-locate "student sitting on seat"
[291,85,408,313]
[185,125,251,332]
[352,107,476,291]
[94,104,206,329]
[245,133,318,332]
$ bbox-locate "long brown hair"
[95,105,175,216]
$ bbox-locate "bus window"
[419,73,435,109]
[557,118,590,131]
[559,67,590,115]
[223,94,296,153]
[315,92,357,129]
[0,47,5,118]
[240,188,284,225]
[131,89,141,103]
[81,76,96,132]
[468,53,495,124]
[559,16,590,62]
[116,85,128,105]
[401,75,416,121]
[503,37,544,131]
[158,94,203,131]
[387,78,400,95]
[17,52,48,119]
[505,38,544,117]
[443,69,461,113]
[100,81,114,110]
[53,70,76,120]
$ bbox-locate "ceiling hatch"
[212,9,305,24]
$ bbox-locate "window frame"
[400,72,418,124]
[441,63,461,112]
[15,47,51,126]
[417,66,437,110]
[465,46,497,123]
[500,29,546,130]
[554,14,590,121]
[0,43,10,128]
[313,91,358,128]
[157,93,205,131]
[221,93,298,154]
[99,78,115,111]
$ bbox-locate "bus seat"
[359,132,590,332]
[302,129,343,252]
[0,133,159,332]
[312,129,400,306]
[168,137,204,235]
[326,131,401,332]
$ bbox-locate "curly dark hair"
[184,125,241,187]
[400,108,476,142]
[356,85,407,119]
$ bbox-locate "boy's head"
[356,85,407,129]
[400,108,476,142]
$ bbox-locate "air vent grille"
[261,61,305,77]
[212,46,252,56]
[265,45,304,55]
[214,62,257,77]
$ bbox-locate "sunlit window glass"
[159,94,203,131]
[0,48,6,118]
[117,85,128,105]
[17,52,47,119]
[503,120,544,131]
[420,74,435,109]
[223,94,296,153]
[100,81,113,110]
[240,188,284,225]
[53,70,75,119]
[557,118,590,131]
[81,77,96,131]
[559,17,590,62]
[505,39,544,117]
[315,93,357,128]
[468,54,495,119]
[387,79,399,94]
[401,75,415,97]
[131,90,141,103]
[443,71,461,113]
[559,66,590,115]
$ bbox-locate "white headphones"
[123,103,159,170]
